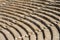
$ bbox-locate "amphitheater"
[0,0,60,40]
